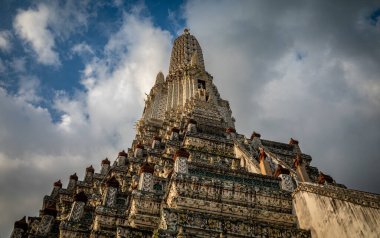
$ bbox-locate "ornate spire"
[70,173,78,181]
[169,29,205,73]
[53,180,62,188]
[155,71,165,84]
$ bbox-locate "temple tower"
[11,29,380,238]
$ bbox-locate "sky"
[0,0,380,236]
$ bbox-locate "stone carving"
[106,187,117,207]
[138,173,154,192]
[36,215,54,235]
[278,174,295,192]
[294,182,380,209]
[13,29,376,238]
[68,201,85,222]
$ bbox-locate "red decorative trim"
[226,127,236,133]
[174,148,190,160]
[259,149,267,161]
[106,176,120,188]
[70,173,78,181]
[318,172,334,184]
[251,131,261,139]
[293,154,303,168]
[139,162,155,174]
[118,150,128,157]
[135,143,144,149]
[74,191,88,203]
[53,180,62,188]
[86,165,94,173]
[274,165,290,177]
[171,127,180,133]
[289,138,299,145]
[101,158,110,165]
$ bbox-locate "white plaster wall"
[293,190,380,238]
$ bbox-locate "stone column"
[290,138,311,182]
[67,173,78,190]
[259,148,272,176]
[250,131,262,150]
[274,165,295,192]
[190,76,194,98]
[103,177,119,207]
[68,191,88,222]
[318,172,334,185]
[101,158,110,175]
[231,159,239,170]
[293,154,310,182]
[37,205,57,236]
[53,180,62,191]
[172,79,176,108]
[289,138,301,154]
[174,148,190,174]
[170,128,180,140]
[116,150,128,166]
[183,76,187,104]
[11,217,28,238]
[85,165,94,182]
[226,127,236,140]
[138,162,155,192]
[134,143,144,158]
[50,180,62,197]
[187,119,197,133]
[152,136,161,149]
[177,226,186,238]
[176,78,181,108]
[166,80,173,110]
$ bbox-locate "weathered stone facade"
[11,29,380,238]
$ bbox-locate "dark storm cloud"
[185,0,380,193]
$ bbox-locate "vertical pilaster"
[170,128,180,140]
[68,191,87,222]
[187,119,197,133]
[101,158,110,175]
[116,150,128,166]
[85,165,94,182]
[226,127,236,140]
[166,79,173,111]
[290,138,311,182]
[37,205,57,236]
[274,166,295,192]
[152,136,161,149]
[293,154,311,182]
[138,162,155,192]
[134,143,144,158]
[11,217,28,238]
[250,131,262,150]
[67,173,78,190]
[183,76,187,106]
[174,148,190,174]
[259,148,272,176]
[103,177,119,207]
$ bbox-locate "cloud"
[184,0,380,193]
[71,42,94,57]
[0,8,171,236]
[13,4,60,65]
[0,30,12,52]
[13,1,89,66]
